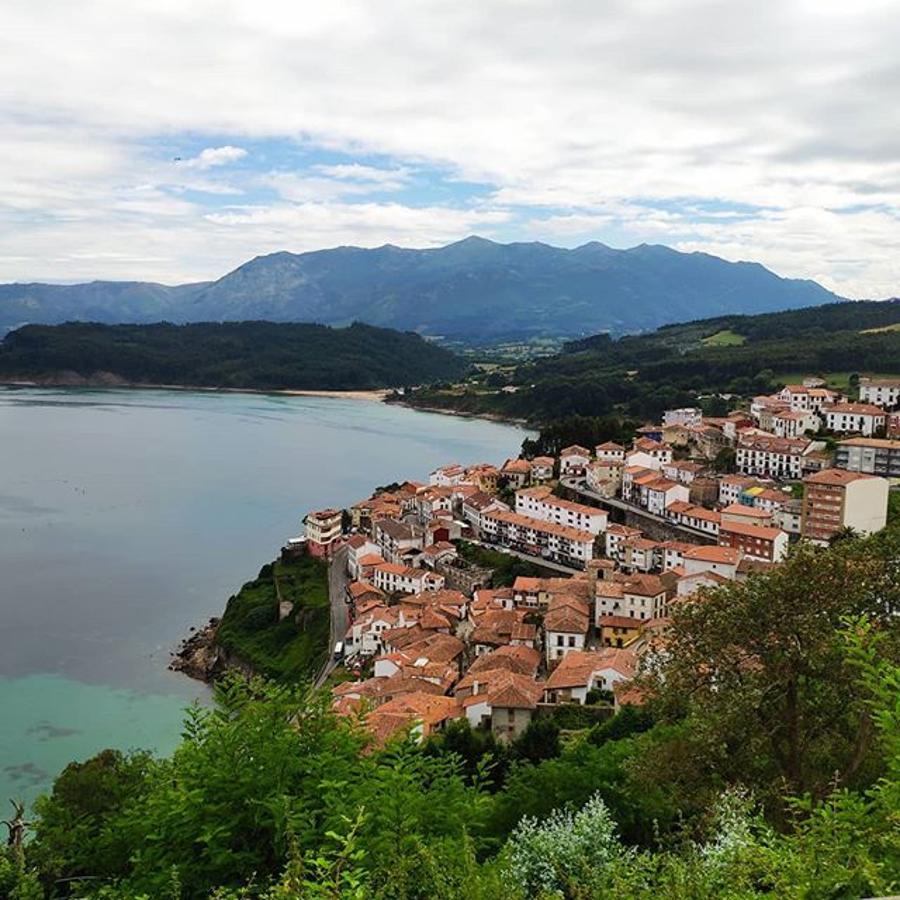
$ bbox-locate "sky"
[2,0,899,298]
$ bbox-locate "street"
[314,544,350,688]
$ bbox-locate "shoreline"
[390,399,533,428]
[0,378,390,402]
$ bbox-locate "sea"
[0,387,528,805]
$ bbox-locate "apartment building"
[801,469,889,543]
[859,377,900,410]
[823,403,886,437]
[736,435,814,480]
[515,486,608,535]
[480,508,595,568]
[835,437,900,479]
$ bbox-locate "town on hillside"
[294,375,900,747]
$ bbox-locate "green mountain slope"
[403,299,900,424]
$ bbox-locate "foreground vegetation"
[0,322,466,391]
[215,555,330,681]
[3,531,899,899]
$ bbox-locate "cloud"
[0,0,898,295]
[181,146,248,170]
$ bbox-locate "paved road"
[315,544,350,688]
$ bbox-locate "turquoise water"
[0,388,527,805]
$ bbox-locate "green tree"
[637,538,900,825]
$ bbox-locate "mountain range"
[0,237,842,340]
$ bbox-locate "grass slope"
[216,555,330,681]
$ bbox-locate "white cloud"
[0,0,898,295]
[181,146,248,170]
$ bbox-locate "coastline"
[0,377,390,402]
[390,399,533,428]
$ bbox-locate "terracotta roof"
[824,402,886,416]
[720,520,784,541]
[465,645,542,679]
[805,468,878,485]
[544,597,590,634]
[720,503,772,519]
[365,693,463,743]
[487,672,545,710]
[484,509,594,542]
[684,545,741,564]
[358,553,385,566]
[502,457,532,474]
[560,445,591,456]
[511,622,537,641]
[838,437,900,449]
[546,648,637,689]
[598,615,643,629]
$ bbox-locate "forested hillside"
[0,321,467,391]
[403,299,900,427]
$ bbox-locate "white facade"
[859,380,900,409]
[515,488,608,535]
[824,405,886,437]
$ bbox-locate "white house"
[682,545,742,579]
[643,477,690,516]
[823,403,886,437]
[559,445,592,477]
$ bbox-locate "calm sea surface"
[0,388,528,804]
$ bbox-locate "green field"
[216,554,330,681]
[701,328,746,346]
[860,322,900,334]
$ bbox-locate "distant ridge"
[0,237,843,340]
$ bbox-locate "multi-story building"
[374,517,423,564]
[777,385,842,413]
[559,445,592,477]
[801,469,889,543]
[642,477,690,516]
[373,562,445,595]
[303,508,343,557]
[835,437,900,479]
[859,377,900,410]
[515,486,608,535]
[500,457,532,488]
[595,441,626,463]
[736,435,815,480]
[772,409,819,439]
[718,520,788,562]
[480,508,595,568]
[595,573,669,625]
[822,403,886,437]
[530,456,556,482]
[663,407,702,428]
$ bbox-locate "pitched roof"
[805,468,878,486]
[720,503,773,519]
[546,648,637,689]
[720,520,784,541]
[560,444,591,456]
[684,545,741,564]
